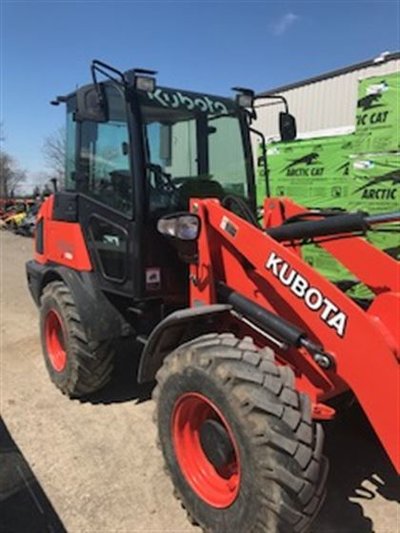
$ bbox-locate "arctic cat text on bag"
[257,135,354,208]
[349,153,400,212]
[354,72,400,154]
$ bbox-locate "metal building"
[253,51,399,142]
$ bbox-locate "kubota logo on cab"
[146,88,229,114]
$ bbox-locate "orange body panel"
[34,195,92,271]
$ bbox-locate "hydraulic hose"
[267,212,369,242]
[267,211,400,243]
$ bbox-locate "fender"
[138,304,232,383]
[26,260,131,344]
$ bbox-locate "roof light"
[132,68,157,92]
[135,76,155,92]
[232,87,255,108]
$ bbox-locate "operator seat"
[176,178,225,208]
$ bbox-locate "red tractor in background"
[26,61,399,532]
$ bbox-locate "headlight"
[157,213,200,241]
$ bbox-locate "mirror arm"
[249,127,270,197]
[278,95,289,114]
[246,108,257,123]
[254,94,289,113]
[91,60,127,104]
[91,59,126,85]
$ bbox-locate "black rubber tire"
[154,333,328,533]
[40,281,115,397]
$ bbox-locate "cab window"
[78,85,133,217]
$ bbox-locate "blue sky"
[1,1,399,190]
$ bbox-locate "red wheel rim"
[172,392,241,508]
[45,309,67,372]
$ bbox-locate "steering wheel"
[147,163,177,192]
[222,194,261,228]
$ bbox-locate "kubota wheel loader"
[26,61,399,533]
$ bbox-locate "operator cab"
[57,61,257,312]
[64,73,255,219]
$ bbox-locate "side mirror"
[157,213,201,241]
[75,84,108,122]
[279,112,297,141]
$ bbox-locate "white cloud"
[272,12,299,36]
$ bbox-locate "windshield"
[140,89,250,214]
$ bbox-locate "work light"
[132,68,157,93]
[232,87,255,108]
[135,76,156,92]
[157,214,201,241]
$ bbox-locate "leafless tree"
[0,151,27,198]
[42,127,66,187]
[0,124,27,197]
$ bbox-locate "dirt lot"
[1,231,399,532]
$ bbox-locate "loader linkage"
[188,197,399,472]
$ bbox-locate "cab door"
[67,84,142,298]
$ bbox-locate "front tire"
[154,333,328,533]
[40,281,115,397]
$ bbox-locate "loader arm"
[190,199,400,473]
[263,197,399,295]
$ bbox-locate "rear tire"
[40,281,115,397]
[154,333,328,533]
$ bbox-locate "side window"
[208,116,248,198]
[89,216,128,281]
[79,85,133,216]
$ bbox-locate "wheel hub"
[45,309,67,372]
[172,392,240,508]
[200,419,234,470]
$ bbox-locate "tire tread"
[154,333,328,533]
[41,281,115,397]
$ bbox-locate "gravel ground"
[1,231,399,532]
